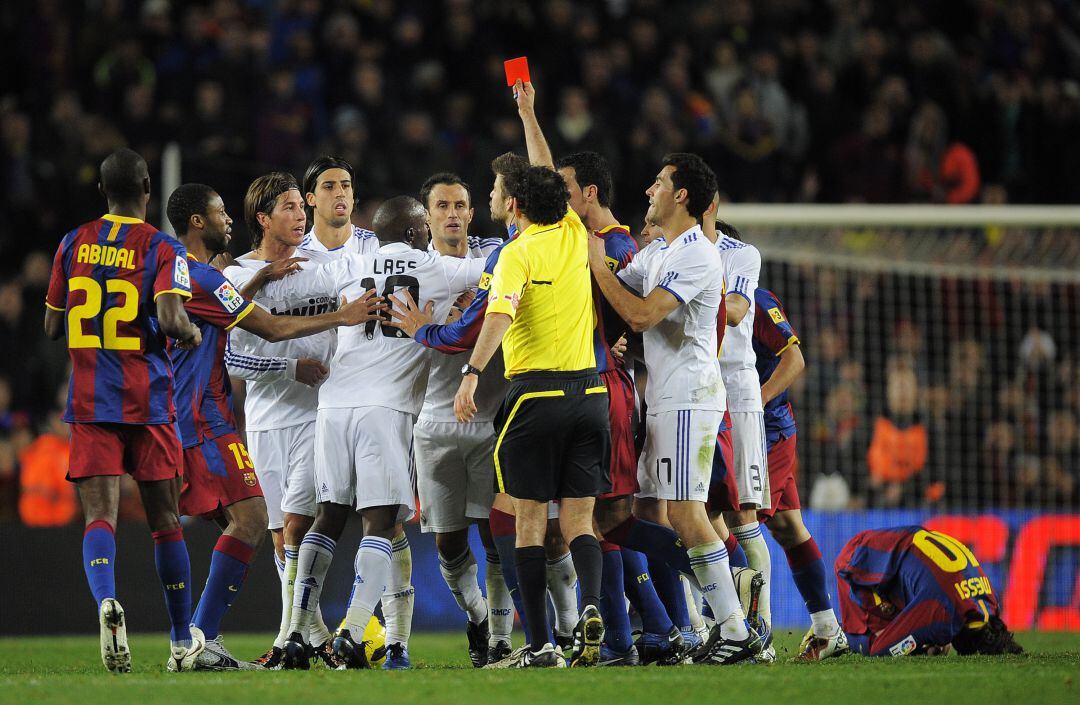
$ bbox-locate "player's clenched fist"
[335,288,387,326]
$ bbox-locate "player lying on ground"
[835,526,1023,657]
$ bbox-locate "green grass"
[2,632,1077,705]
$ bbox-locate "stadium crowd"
[3,0,1080,525]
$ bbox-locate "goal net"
[722,204,1080,631]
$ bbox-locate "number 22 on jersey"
[67,276,140,350]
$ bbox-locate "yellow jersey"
[486,208,596,377]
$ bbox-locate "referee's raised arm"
[451,76,610,668]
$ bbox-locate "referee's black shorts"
[493,369,611,502]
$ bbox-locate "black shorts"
[494,369,611,502]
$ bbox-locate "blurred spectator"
[867,363,931,507]
[905,101,981,204]
[18,409,75,527]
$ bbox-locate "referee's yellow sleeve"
[486,241,527,319]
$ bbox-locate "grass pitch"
[2,631,1076,705]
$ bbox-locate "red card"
[504,57,531,87]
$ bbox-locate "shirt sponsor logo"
[889,635,918,657]
[174,256,190,288]
[214,281,244,313]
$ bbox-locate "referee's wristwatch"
[461,363,483,378]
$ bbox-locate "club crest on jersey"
[242,471,258,487]
[174,256,190,288]
[889,635,918,657]
[214,281,245,313]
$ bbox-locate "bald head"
[99,148,150,205]
[373,195,430,250]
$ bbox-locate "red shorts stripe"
[758,433,800,520]
[599,367,639,500]
[179,432,263,518]
[67,422,181,482]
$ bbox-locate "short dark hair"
[952,615,1024,656]
[372,195,427,243]
[99,148,149,203]
[556,151,614,208]
[420,172,471,209]
[166,183,216,236]
[661,153,718,223]
[244,172,299,248]
[302,155,354,197]
[716,219,742,241]
[491,152,529,181]
[503,165,570,226]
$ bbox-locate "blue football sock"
[621,549,673,635]
[83,520,116,607]
[153,528,193,645]
[725,534,749,568]
[608,516,693,574]
[648,555,690,632]
[786,538,832,613]
[193,535,255,640]
[600,544,633,652]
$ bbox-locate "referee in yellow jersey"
[453,80,609,668]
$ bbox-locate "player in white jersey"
[260,196,484,670]
[298,156,380,255]
[410,172,510,667]
[703,191,775,660]
[588,153,759,665]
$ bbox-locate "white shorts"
[248,421,317,529]
[314,407,417,524]
[729,411,770,509]
[637,409,721,502]
[414,418,496,533]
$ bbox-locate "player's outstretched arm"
[238,289,385,342]
[587,234,678,332]
[229,257,307,300]
[514,79,554,169]
[761,343,804,405]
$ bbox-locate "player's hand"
[514,79,536,114]
[294,358,329,387]
[211,251,236,272]
[446,289,476,323]
[336,289,387,326]
[454,373,479,422]
[174,325,202,350]
[261,256,308,282]
[611,334,627,360]
[587,233,607,269]
[385,289,435,338]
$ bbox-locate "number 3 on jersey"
[361,275,420,339]
[67,276,140,350]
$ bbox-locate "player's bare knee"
[594,496,630,535]
[229,498,269,546]
[768,510,810,548]
[360,506,398,539]
[435,529,469,559]
[311,502,351,539]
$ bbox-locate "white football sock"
[731,523,771,625]
[273,546,296,648]
[682,574,708,630]
[439,548,488,625]
[545,552,578,637]
[485,551,514,645]
[810,608,840,637]
[381,532,414,646]
[289,533,335,637]
[344,537,393,636]
[688,541,748,641]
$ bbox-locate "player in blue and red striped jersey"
[835,526,1023,657]
[751,286,848,660]
[43,148,205,673]
[164,180,384,670]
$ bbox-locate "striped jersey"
[752,287,799,444]
[716,235,763,412]
[223,249,338,432]
[169,256,255,447]
[299,224,379,254]
[591,224,638,373]
[46,215,191,425]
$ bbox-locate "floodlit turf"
[1,631,1076,705]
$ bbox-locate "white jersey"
[420,236,505,423]
[223,249,338,432]
[716,235,763,412]
[618,225,726,413]
[258,242,486,414]
[299,224,380,255]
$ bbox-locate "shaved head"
[373,195,429,249]
[99,148,150,203]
